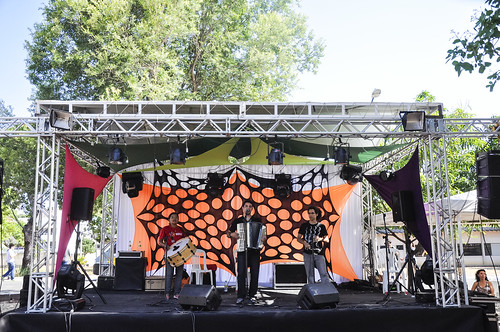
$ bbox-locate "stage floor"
[0,283,493,332]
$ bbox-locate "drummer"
[158,212,188,300]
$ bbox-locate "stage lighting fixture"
[109,147,127,165]
[121,172,143,198]
[401,111,426,131]
[275,173,292,198]
[96,166,111,178]
[57,263,85,300]
[267,141,285,166]
[49,109,74,130]
[379,170,394,182]
[340,164,363,185]
[206,173,225,196]
[268,147,284,165]
[333,147,349,165]
[170,145,186,165]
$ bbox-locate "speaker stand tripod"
[380,228,416,304]
[69,221,107,304]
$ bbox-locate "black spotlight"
[207,173,225,196]
[122,172,143,198]
[401,111,426,131]
[57,263,85,300]
[333,147,349,165]
[340,165,363,185]
[379,170,394,182]
[275,173,292,198]
[170,145,186,165]
[96,166,111,178]
[109,147,126,165]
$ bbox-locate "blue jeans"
[303,252,329,284]
[165,263,184,296]
[2,262,15,280]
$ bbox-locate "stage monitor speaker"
[476,151,500,177]
[178,284,221,311]
[391,191,415,224]
[114,257,146,290]
[477,197,500,219]
[297,282,339,309]
[70,188,95,221]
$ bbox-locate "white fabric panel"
[335,182,362,283]
[115,164,363,286]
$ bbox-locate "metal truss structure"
[1,100,499,312]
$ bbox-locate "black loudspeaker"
[178,284,222,311]
[476,151,500,177]
[478,198,500,219]
[297,282,339,309]
[391,191,415,223]
[97,276,115,290]
[70,188,95,221]
[477,177,500,200]
[114,258,146,290]
[476,151,500,219]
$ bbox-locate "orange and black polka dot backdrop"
[129,165,359,281]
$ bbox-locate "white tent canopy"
[374,190,479,227]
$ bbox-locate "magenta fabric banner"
[55,145,111,278]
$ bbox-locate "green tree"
[447,0,500,91]
[26,0,324,101]
[81,238,96,256]
[0,100,38,270]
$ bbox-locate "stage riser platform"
[0,306,490,332]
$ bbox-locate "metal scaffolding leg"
[362,181,377,284]
[423,136,461,307]
[27,134,60,312]
[99,177,117,277]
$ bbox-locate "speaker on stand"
[391,190,415,224]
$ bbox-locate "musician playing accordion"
[227,200,266,305]
[297,206,330,284]
[158,212,188,300]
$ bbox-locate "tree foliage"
[447,0,500,91]
[26,0,324,101]
[0,100,38,268]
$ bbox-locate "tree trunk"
[22,216,33,271]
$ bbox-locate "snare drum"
[166,237,196,267]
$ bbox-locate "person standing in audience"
[471,269,495,296]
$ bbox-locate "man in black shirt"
[227,200,265,304]
[297,206,330,284]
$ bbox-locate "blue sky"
[0,0,498,117]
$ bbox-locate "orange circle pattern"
[135,166,340,275]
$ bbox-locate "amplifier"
[274,263,307,288]
[118,251,144,258]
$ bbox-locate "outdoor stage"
[0,282,493,332]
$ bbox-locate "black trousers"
[236,249,260,298]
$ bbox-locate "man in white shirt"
[2,243,16,280]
